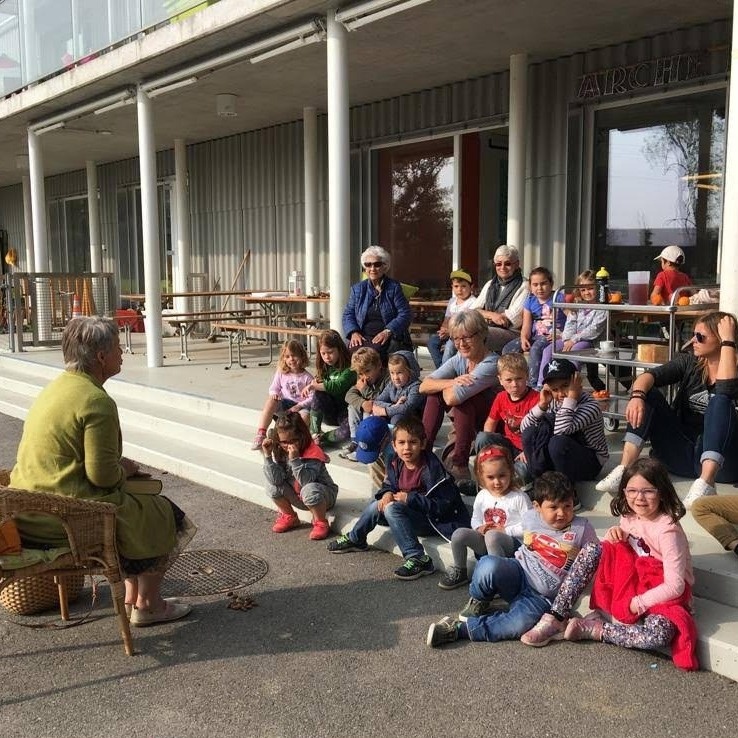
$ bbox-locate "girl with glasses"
[521,458,698,671]
[596,311,738,509]
[342,245,413,363]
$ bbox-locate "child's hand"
[261,438,274,456]
[392,491,408,504]
[438,327,449,339]
[286,443,300,460]
[562,340,575,352]
[371,405,387,417]
[567,371,583,400]
[356,376,367,390]
[395,395,407,405]
[521,336,531,352]
[361,399,374,413]
[301,382,316,398]
[628,597,642,616]
[270,393,281,401]
[538,386,553,409]
[516,451,527,464]
[605,525,626,542]
[377,491,394,513]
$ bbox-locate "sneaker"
[438,566,469,590]
[326,533,369,553]
[520,612,566,647]
[458,597,496,622]
[683,477,717,510]
[130,600,192,627]
[426,615,462,647]
[338,441,358,460]
[595,464,625,494]
[271,512,300,533]
[309,519,331,540]
[564,612,605,642]
[250,429,267,450]
[393,555,435,580]
[446,463,471,482]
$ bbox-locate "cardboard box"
[636,343,669,363]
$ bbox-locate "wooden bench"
[144,309,266,360]
[210,321,324,369]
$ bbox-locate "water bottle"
[595,266,610,304]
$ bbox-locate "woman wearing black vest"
[471,245,529,353]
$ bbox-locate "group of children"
[247,248,699,669]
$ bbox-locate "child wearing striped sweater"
[520,358,608,502]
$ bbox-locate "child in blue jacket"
[327,416,471,580]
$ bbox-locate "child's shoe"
[520,612,566,647]
[250,429,267,450]
[338,441,358,461]
[437,565,469,590]
[309,519,331,541]
[393,555,435,580]
[272,512,300,533]
[458,597,496,622]
[426,615,463,647]
[564,612,604,642]
[327,533,369,553]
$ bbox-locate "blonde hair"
[351,346,382,374]
[574,269,596,302]
[388,353,411,370]
[278,339,308,373]
[497,353,529,377]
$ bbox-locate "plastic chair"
[0,484,134,656]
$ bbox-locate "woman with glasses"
[596,311,738,509]
[420,310,499,482]
[342,245,413,362]
[470,244,530,353]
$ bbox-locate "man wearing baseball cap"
[651,245,692,305]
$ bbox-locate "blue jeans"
[427,333,455,369]
[465,555,549,642]
[521,422,602,481]
[349,500,434,559]
[625,389,738,482]
[502,336,549,387]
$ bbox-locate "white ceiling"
[0,0,729,187]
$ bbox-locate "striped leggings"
[552,541,677,651]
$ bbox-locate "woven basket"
[0,573,86,616]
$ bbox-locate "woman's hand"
[717,314,737,343]
[605,525,626,542]
[121,457,140,478]
[348,331,364,348]
[625,396,646,427]
[372,329,391,346]
[453,373,476,387]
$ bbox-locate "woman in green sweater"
[11,316,192,627]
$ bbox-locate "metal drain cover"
[162,549,268,597]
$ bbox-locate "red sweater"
[591,541,699,671]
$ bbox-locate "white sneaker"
[683,478,717,510]
[595,464,625,494]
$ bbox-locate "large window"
[377,138,454,295]
[592,90,725,284]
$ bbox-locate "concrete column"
[452,133,462,268]
[303,106,320,323]
[326,13,351,332]
[506,53,528,257]
[21,175,34,273]
[136,86,163,367]
[27,129,47,271]
[86,161,102,272]
[174,138,190,314]
[719,7,738,315]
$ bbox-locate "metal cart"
[550,285,718,431]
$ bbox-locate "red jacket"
[591,540,698,671]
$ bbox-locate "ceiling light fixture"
[250,33,323,64]
[216,93,238,118]
[93,96,135,116]
[29,88,135,131]
[32,121,66,136]
[336,0,433,30]
[147,76,198,98]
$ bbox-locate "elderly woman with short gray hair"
[471,244,529,353]
[10,316,194,627]
[342,245,413,361]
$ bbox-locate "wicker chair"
[0,484,134,656]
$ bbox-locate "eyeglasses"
[624,487,660,498]
[278,437,300,447]
[693,332,708,344]
[363,261,385,269]
[494,260,517,268]
[453,331,480,345]
[578,284,596,290]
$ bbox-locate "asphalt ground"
[1,412,737,738]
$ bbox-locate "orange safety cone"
[72,293,82,319]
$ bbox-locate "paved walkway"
[1,413,736,738]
